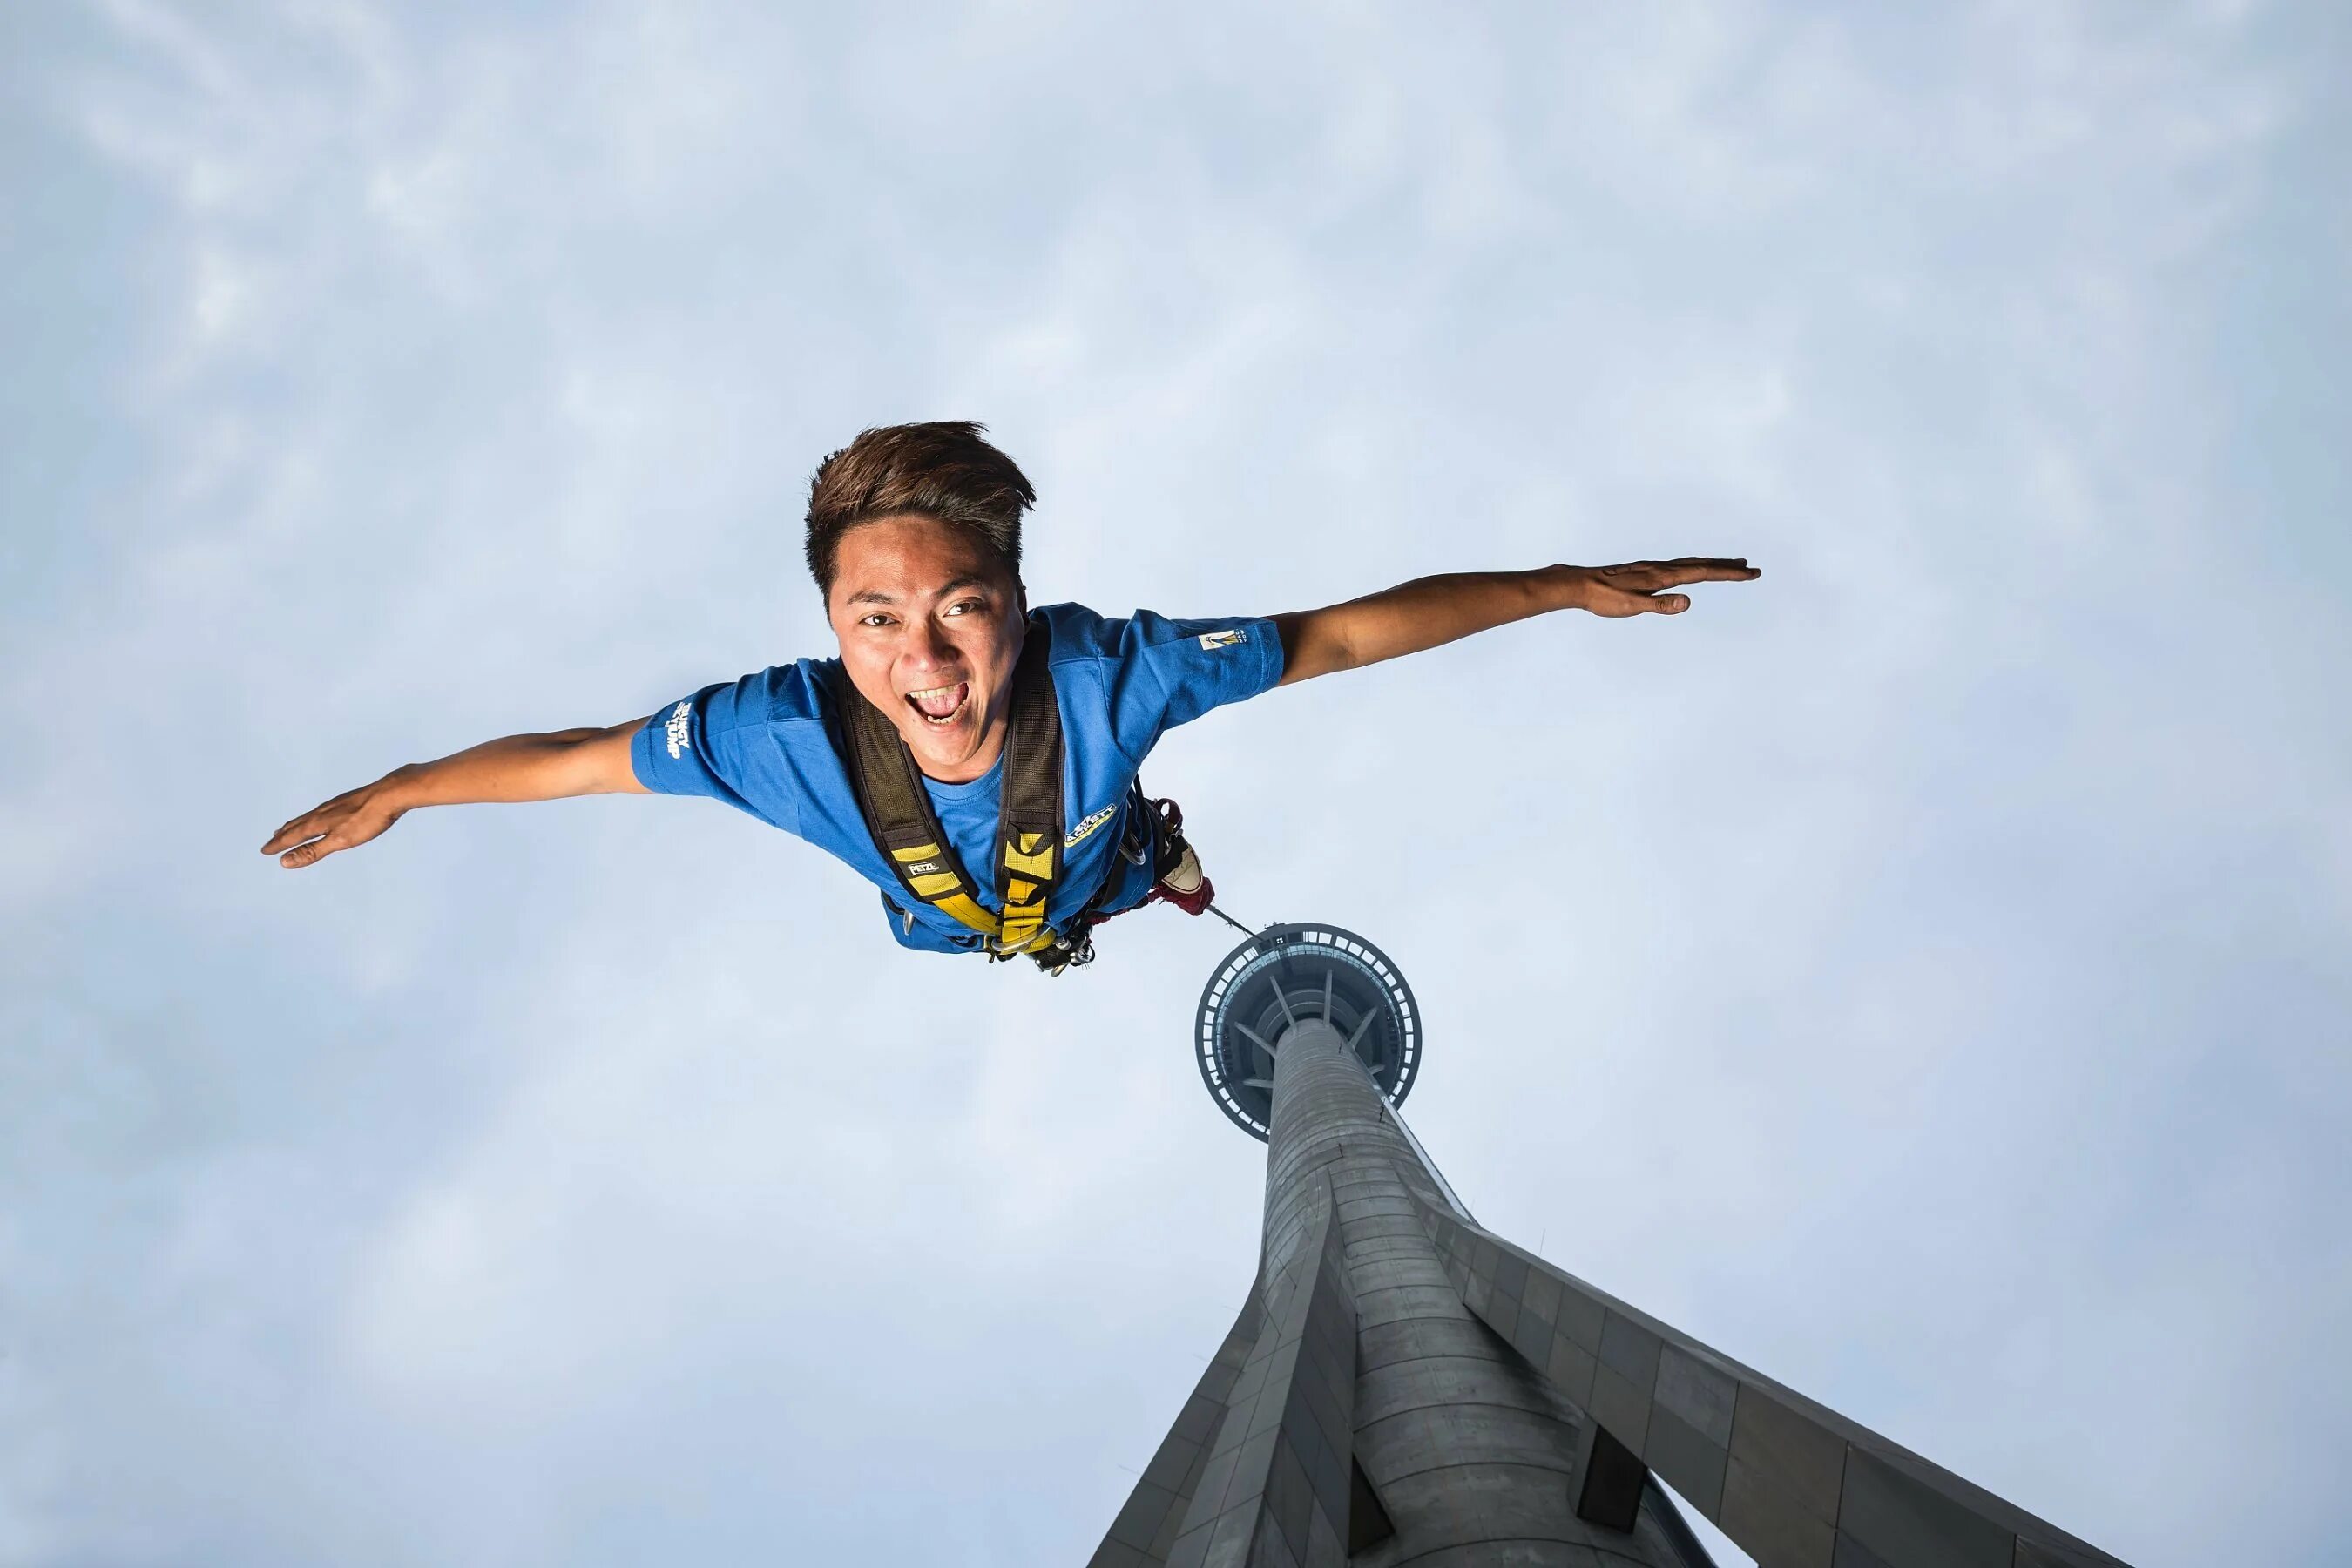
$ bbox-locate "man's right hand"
[262,720,649,871]
[263,774,416,868]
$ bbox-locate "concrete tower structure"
[1089,923,2130,1568]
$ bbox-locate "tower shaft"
[1261,1017,1700,1566]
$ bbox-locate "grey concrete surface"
[1415,1200,2132,1568]
[1099,1001,1700,1566]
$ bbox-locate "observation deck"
[1193,921,1421,1139]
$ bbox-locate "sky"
[3,1,2348,1564]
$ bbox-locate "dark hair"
[804,421,1036,600]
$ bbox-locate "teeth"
[906,680,969,725]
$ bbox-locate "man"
[264,422,1757,970]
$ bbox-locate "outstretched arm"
[262,720,650,869]
[1270,558,1759,687]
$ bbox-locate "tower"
[1089,924,2130,1568]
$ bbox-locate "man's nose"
[907,617,957,669]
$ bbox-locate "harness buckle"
[1029,928,1096,977]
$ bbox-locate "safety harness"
[827,619,1075,965]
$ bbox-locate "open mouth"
[903,680,970,727]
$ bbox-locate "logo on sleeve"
[1064,801,1120,848]
[1198,628,1247,651]
[665,700,693,760]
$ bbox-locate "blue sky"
[3,3,2348,1564]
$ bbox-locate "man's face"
[826,513,1027,783]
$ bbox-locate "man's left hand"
[1561,558,1761,617]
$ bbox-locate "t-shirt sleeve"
[629,667,800,833]
[1087,607,1287,759]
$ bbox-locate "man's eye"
[862,613,893,627]
[944,599,979,617]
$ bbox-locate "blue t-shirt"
[632,603,1285,954]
